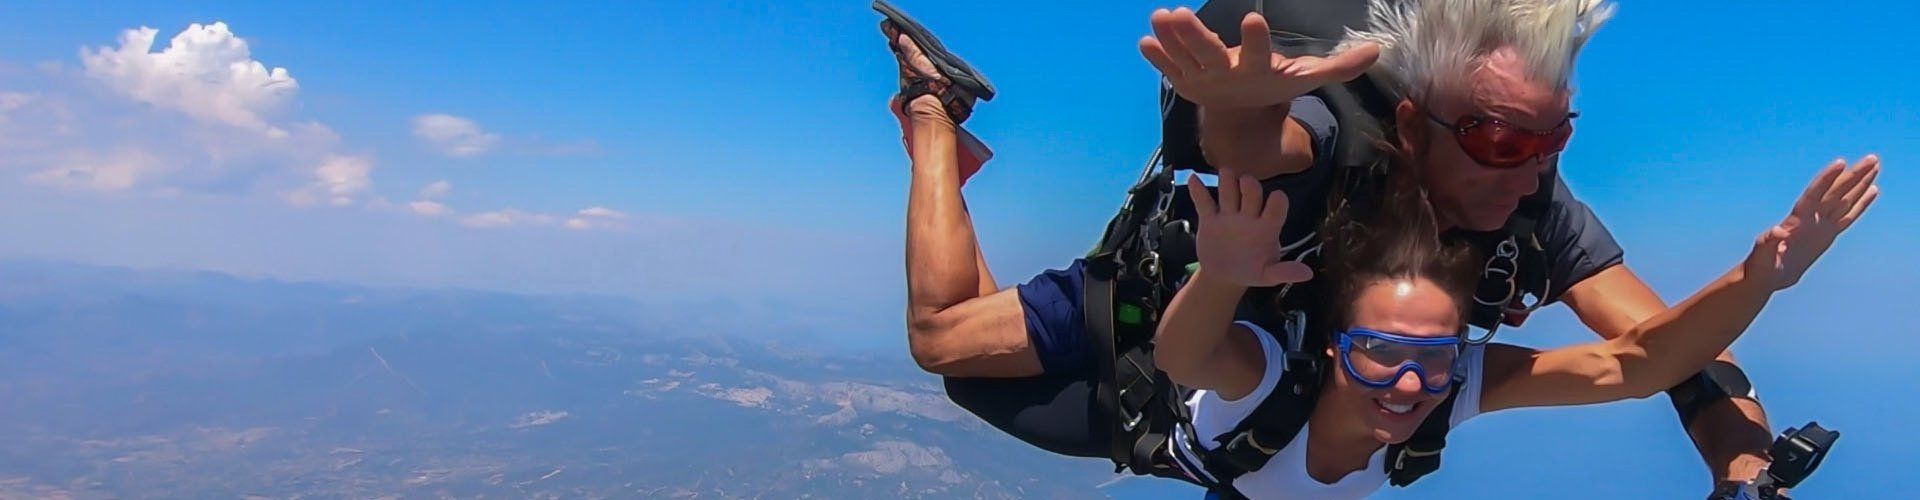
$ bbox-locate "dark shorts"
[1014,258,1094,374]
[941,258,1108,459]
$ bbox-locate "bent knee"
[907,313,963,373]
[904,291,1039,376]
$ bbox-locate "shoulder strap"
[1186,309,1324,485]
[1467,178,1556,335]
[1194,353,1322,485]
[1384,383,1463,487]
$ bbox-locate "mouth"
[1374,398,1420,416]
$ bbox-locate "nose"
[1393,368,1426,394]
[1502,162,1542,196]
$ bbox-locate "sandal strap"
[896,75,975,125]
[886,21,975,124]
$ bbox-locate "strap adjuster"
[1218,431,1279,472]
[1391,445,1441,471]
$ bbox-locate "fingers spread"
[1259,190,1290,226]
[1236,12,1273,74]
[1139,36,1183,80]
[1150,9,1203,76]
[1818,158,1856,206]
[1840,185,1880,229]
[1794,159,1846,215]
[1217,169,1242,214]
[1172,8,1229,71]
[1187,174,1217,219]
[1237,173,1264,215]
[1837,155,1881,212]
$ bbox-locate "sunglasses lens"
[1458,122,1570,169]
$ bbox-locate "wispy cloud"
[283,155,373,207]
[460,209,554,229]
[565,206,627,231]
[25,149,161,192]
[411,114,499,158]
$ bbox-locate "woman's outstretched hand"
[1188,170,1314,287]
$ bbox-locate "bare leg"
[900,93,1040,378]
[884,24,1037,377]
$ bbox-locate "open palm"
[1745,155,1882,290]
[1188,170,1313,287]
[1138,9,1379,111]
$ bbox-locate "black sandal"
[875,0,996,124]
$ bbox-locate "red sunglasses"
[1425,111,1578,169]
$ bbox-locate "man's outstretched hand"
[1139,8,1379,111]
[1743,155,1882,291]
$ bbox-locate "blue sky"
[0,0,1916,497]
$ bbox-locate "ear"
[1394,98,1422,156]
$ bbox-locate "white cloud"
[25,149,162,191]
[564,206,628,231]
[419,180,452,200]
[284,155,372,207]
[0,22,368,202]
[0,92,31,122]
[577,206,625,219]
[409,201,449,217]
[407,181,454,217]
[460,209,554,229]
[81,22,298,137]
[412,114,499,158]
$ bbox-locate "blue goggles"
[1336,328,1464,394]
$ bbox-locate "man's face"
[1398,47,1574,231]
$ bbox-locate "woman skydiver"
[1156,161,1875,498]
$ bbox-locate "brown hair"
[1318,161,1482,332]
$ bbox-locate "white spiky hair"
[1337,0,1617,103]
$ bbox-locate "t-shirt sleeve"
[1182,95,1339,187]
[1261,95,1339,192]
[1201,321,1289,408]
[1537,173,1626,304]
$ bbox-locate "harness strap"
[1193,350,1323,486]
[1083,260,1126,469]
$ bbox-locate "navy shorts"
[943,258,1108,459]
[1015,258,1093,374]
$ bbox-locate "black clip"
[1766,421,1839,489]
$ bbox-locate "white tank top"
[1169,321,1487,499]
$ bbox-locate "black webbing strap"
[1194,352,1323,486]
